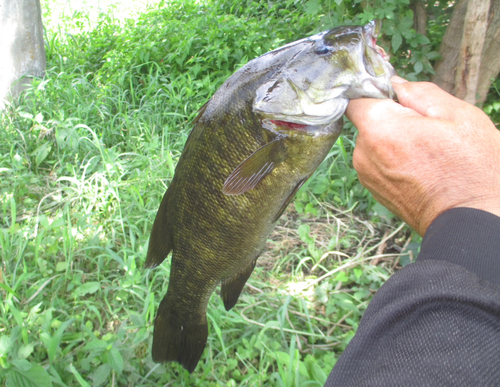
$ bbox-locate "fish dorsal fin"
[223,138,287,195]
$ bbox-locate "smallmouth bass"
[146,20,396,372]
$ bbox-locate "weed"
[1,0,495,385]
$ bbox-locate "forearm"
[417,207,500,286]
[328,79,500,386]
[325,208,500,386]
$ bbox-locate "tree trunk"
[432,0,500,105]
[0,0,46,110]
[476,0,500,104]
[453,0,490,103]
[412,0,427,36]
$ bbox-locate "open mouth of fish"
[372,42,390,62]
[364,19,391,62]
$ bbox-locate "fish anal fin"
[273,176,309,223]
[223,139,287,195]
[145,189,173,268]
[152,301,208,373]
[221,258,258,311]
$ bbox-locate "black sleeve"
[324,208,500,387]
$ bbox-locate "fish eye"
[315,45,331,55]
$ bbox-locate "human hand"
[347,77,500,236]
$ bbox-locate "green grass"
[0,0,497,385]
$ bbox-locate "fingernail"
[391,75,408,84]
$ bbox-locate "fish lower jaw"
[345,75,396,100]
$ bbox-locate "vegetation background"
[1,0,499,385]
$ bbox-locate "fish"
[145,20,396,373]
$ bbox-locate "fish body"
[146,21,395,372]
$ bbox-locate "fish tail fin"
[221,258,258,311]
[146,189,173,268]
[152,300,208,373]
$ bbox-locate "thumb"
[391,77,468,120]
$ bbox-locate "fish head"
[254,20,396,129]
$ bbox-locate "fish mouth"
[363,20,391,62]
[361,20,396,99]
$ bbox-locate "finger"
[346,98,411,130]
[352,144,385,193]
[352,142,368,176]
[353,149,411,229]
[346,97,422,144]
[346,98,381,125]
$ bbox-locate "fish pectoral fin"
[152,299,208,373]
[273,176,309,223]
[221,258,258,311]
[223,138,287,195]
[145,189,173,268]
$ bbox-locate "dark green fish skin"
[146,21,395,373]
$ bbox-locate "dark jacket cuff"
[417,207,500,286]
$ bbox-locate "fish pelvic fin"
[152,302,208,373]
[273,176,309,223]
[192,99,209,125]
[222,138,287,195]
[221,258,258,311]
[145,189,173,268]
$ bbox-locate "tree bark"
[412,0,427,36]
[432,0,500,105]
[432,0,468,96]
[454,0,490,103]
[0,0,46,110]
[476,0,500,104]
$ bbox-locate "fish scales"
[146,20,396,372]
